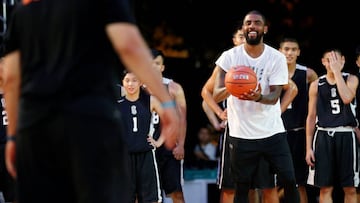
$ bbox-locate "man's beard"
[245,32,264,45]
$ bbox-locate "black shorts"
[229,133,296,190]
[307,128,359,187]
[251,157,276,189]
[217,127,235,190]
[156,146,183,196]
[129,150,162,202]
[217,127,276,190]
[16,112,132,203]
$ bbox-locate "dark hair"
[151,49,165,59]
[232,20,243,36]
[279,37,298,45]
[244,10,267,25]
[322,48,342,57]
[122,69,131,79]
[356,45,360,58]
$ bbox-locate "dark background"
[133,0,360,165]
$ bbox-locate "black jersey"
[316,74,358,128]
[118,89,154,153]
[151,111,161,140]
[281,65,308,129]
[0,93,7,144]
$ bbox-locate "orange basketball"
[225,65,257,97]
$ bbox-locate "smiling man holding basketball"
[213,10,300,203]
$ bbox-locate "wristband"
[255,94,262,102]
[6,136,16,142]
[161,100,176,109]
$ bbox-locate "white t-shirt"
[216,44,287,139]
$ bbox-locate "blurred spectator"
[193,126,218,169]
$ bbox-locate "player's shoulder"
[308,77,320,92]
[317,75,327,84]
[343,72,359,81]
[164,77,183,88]
[294,65,318,83]
[304,66,317,75]
[341,72,352,77]
[168,80,185,98]
[295,64,307,71]
[150,94,161,108]
[223,45,244,56]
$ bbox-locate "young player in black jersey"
[279,37,318,203]
[306,48,359,203]
[118,71,165,203]
[148,49,187,203]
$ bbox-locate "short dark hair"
[122,69,130,79]
[279,37,299,48]
[322,48,342,57]
[356,45,360,58]
[151,49,164,59]
[244,10,267,25]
